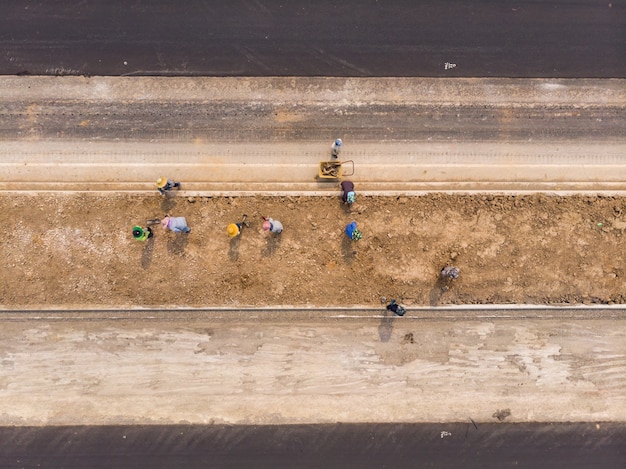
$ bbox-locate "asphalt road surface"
[1,423,625,469]
[1,0,624,77]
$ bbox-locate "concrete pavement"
[1,308,625,425]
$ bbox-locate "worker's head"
[156,177,167,188]
[347,191,356,204]
[160,217,170,230]
[334,138,342,147]
[132,227,143,239]
[262,220,271,231]
[227,223,240,237]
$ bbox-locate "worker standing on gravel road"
[345,221,362,241]
[262,216,283,234]
[156,177,181,195]
[161,216,191,233]
[331,138,342,158]
[340,180,356,204]
[132,225,153,241]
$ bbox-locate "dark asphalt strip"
[1,423,624,469]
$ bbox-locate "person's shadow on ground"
[378,307,395,342]
[341,236,357,263]
[340,201,354,215]
[141,236,155,269]
[429,277,451,306]
[167,234,189,256]
[229,236,241,261]
[160,193,178,214]
[262,234,282,257]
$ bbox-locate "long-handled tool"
[238,214,249,231]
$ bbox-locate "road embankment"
[1,77,625,193]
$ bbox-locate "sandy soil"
[2,192,625,307]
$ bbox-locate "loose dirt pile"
[2,193,625,307]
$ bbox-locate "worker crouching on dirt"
[345,221,362,241]
[161,216,191,233]
[440,266,460,280]
[227,214,249,237]
[340,180,356,204]
[132,226,153,241]
[156,177,181,195]
[386,299,406,317]
[226,224,241,237]
[262,217,283,234]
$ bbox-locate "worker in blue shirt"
[345,221,362,241]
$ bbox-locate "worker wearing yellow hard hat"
[156,177,181,195]
[227,214,249,237]
[227,223,240,237]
